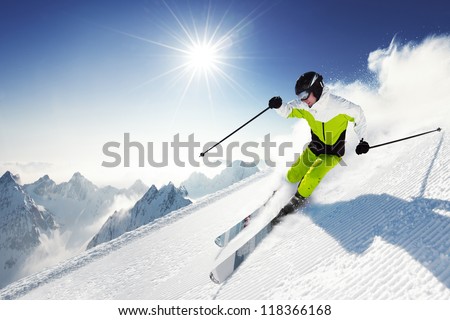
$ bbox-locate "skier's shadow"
[306,194,450,289]
[306,132,450,288]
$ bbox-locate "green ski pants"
[287,147,341,198]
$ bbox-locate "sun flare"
[187,43,219,72]
[114,1,264,112]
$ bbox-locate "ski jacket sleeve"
[276,100,303,118]
[352,104,367,141]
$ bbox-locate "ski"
[214,190,277,247]
[210,210,285,284]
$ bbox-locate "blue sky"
[1,0,449,186]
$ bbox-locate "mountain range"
[0,171,150,288]
[0,163,260,288]
[23,172,146,248]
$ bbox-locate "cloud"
[269,34,450,188]
[17,230,75,280]
[330,35,450,141]
[2,161,54,173]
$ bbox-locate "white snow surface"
[0,130,449,300]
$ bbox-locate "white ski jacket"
[277,86,367,156]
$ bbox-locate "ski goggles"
[297,90,311,101]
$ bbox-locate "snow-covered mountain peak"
[54,172,98,201]
[68,172,93,185]
[0,171,57,287]
[158,182,189,201]
[24,175,57,197]
[128,179,148,195]
[0,171,54,224]
[141,184,158,200]
[0,172,25,199]
[179,185,188,197]
[134,182,192,218]
[0,171,21,186]
[160,181,175,191]
[134,183,188,209]
[38,174,51,181]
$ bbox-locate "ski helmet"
[295,71,324,100]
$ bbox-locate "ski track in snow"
[1,133,449,300]
[213,133,450,299]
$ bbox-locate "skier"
[269,71,369,219]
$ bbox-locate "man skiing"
[269,71,369,219]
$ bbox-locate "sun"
[111,0,266,115]
[187,43,219,73]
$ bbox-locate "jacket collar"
[310,86,329,109]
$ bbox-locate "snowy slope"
[0,129,448,300]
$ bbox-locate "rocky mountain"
[181,160,259,198]
[87,183,191,249]
[0,171,57,288]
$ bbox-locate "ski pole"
[369,127,442,149]
[200,106,271,157]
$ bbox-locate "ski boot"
[272,192,306,225]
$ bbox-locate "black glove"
[268,96,282,109]
[355,139,370,155]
